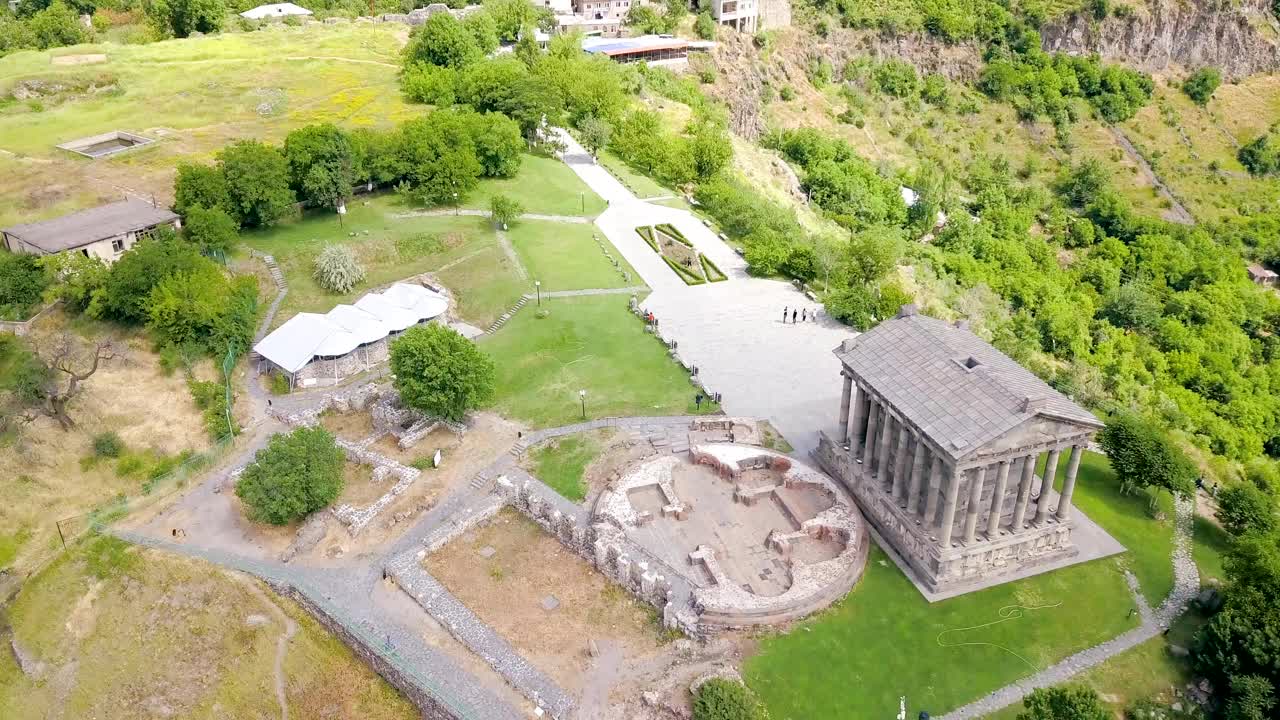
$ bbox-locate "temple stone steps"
[485,295,532,334]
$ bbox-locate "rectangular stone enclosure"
[57,131,154,158]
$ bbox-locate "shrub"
[92,431,124,458]
[269,373,290,395]
[693,678,768,720]
[694,12,715,40]
[1183,67,1221,106]
[189,377,236,441]
[873,60,919,98]
[1239,134,1280,176]
[235,426,345,525]
[490,193,524,228]
[779,85,795,101]
[313,245,365,293]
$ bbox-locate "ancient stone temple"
[813,305,1106,598]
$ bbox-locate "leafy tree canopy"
[389,324,495,422]
[235,426,345,525]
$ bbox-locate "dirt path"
[1109,127,1196,225]
[495,229,529,281]
[133,55,399,68]
[235,573,299,720]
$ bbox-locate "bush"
[313,244,365,293]
[1183,67,1221,106]
[692,678,768,720]
[182,204,238,252]
[694,11,715,40]
[873,60,919,98]
[1239,134,1280,177]
[270,373,290,395]
[189,377,236,441]
[235,426,345,525]
[92,431,125,458]
[390,324,495,422]
[0,252,49,321]
[490,193,524,228]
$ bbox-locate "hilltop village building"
[814,305,1109,597]
[1,199,180,265]
[253,283,448,388]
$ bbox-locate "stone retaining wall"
[272,582,465,720]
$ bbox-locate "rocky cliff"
[1042,0,1280,79]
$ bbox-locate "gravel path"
[936,495,1201,719]
[543,287,648,298]
[391,209,592,223]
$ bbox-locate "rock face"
[1042,0,1280,79]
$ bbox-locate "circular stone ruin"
[593,443,869,628]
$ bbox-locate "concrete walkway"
[557,130,852,458]
[392,209,592,224]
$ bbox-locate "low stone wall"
[331,438,422,535]
[271,582,465,720]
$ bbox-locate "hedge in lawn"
[235,426,345,525]
[390,324,495,422]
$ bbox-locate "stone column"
[922,455,944,524]
[1011,453,1037,530]
[862,400,880,470]
[876,413,896,487]
[849,384,867,452]
[985,460,1011,538]
[906,440,928,514]
[1034,449,1061,525]
[937,464,961,545]
[838,373,853,442]
[1056,445,1084,521]
[892,426,912,503]
[962,465,988,544]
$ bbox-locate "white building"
[710,0,757,32]
[254,282,449,388]
[1,199,180,265]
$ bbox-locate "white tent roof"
[254,283,449,374]
[240,2,313,19]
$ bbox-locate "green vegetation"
[744,546,1137,719]
[528,433,603,502]
[235,426,345,525]
[0,251,48,320]
[693,678,770,720]
[1050,451,1175,604]
[1015,685,1109,720]
[390,324,495,422]
[462,154,606,216]
[599,149,672,199]
[507,220,637,291]
[312,244,365,293]
[1183,67,1222,106]
[483,295,717,427]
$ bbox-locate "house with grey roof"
[812,305,1120,599]
[2,199,180,265]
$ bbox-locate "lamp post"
[452,191,459,216]
[579,389,586,420]
[580,191,584,214]
[535,280,541,307]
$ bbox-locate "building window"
[111,238,125,254]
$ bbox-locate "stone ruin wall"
[499,477,701,637]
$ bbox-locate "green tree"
[1224,675,1277,720]
[398,111,484,205]
[235,426,345,525]
[463,10,499,54]
[181,205,238,253]
[873,59,919,97]
[1183,67,1222,106]
[404,12,481,70]
[1239,134,1280,177]
[389,324,495,422]
[578,115,611,158]
[483,0,545,42]
[1102,283,1163,332]
[402,62,458,105]
[173,162,233,219]
[283,124,357,209]
[1016,685,1108,720]
[688,122,732,180]
[489,194,523,229]
[466,111,524,178]
[27,1,88,49]
[0,13,37,56]
[146,0,223,38]
[0,252,48,320]
[1217,483,1277,537]
[692,678,768,720]
[694,12,715,40]
[845,225,903,285]
[38,252,107,314]
[97,228,205,323]
[1098,410,1197,502]
[217,140,296,228]
[743,229,792,277]
[145,262,234,348]
[513,22,540,68]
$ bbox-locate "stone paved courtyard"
[559,131,853,459]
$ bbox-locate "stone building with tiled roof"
[813,305,1116,599]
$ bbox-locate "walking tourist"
[782,306,788,323]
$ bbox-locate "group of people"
[782,306,819,324]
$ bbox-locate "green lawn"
[598,149,671,199]
[461,154,606,217]
[482,295,718,427]
[506,220,639,291]
[1045,451,1176,605]
[239,195,517,327]
[527,432,607,502]
[1192,513,1229,585]
[433,244,526,327]
[745,545,1139,720]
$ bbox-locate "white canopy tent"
[254,283,448,377]
[240,2,313,19]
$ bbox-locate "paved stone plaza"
[558,131,853,459]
